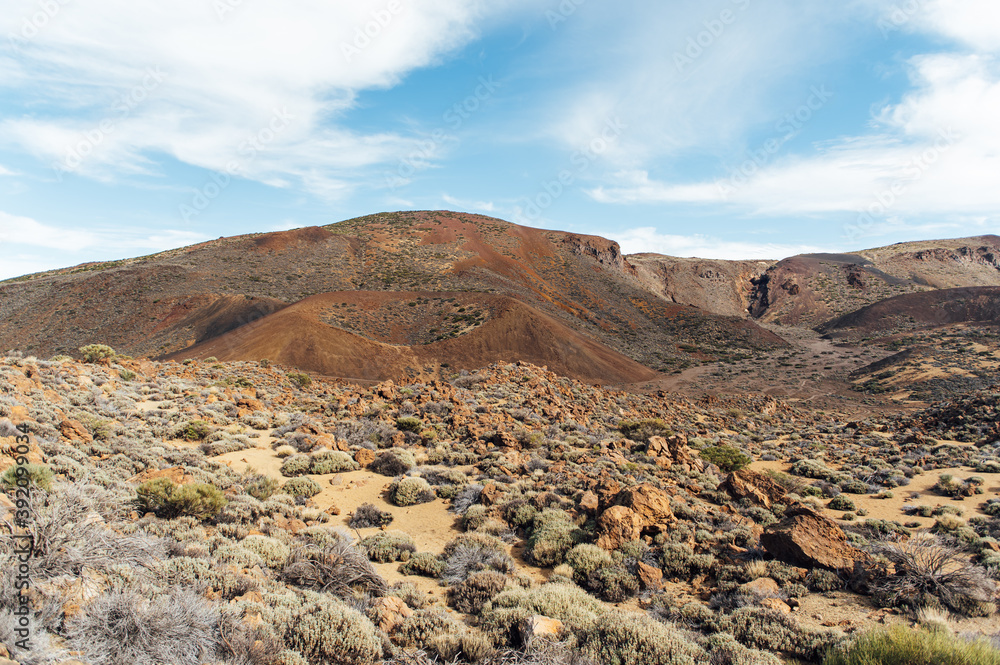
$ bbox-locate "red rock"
[518,615,564,643]
[595,505,643,550]
[355,448,376,467]
[371,596,413,633]
[720,469,787,509]
[637,562,664,590]
[59,419,93,443]
[761,506,868,573]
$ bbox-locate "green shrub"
[462,504,490,531]
[480,582,606,645]
[287,372,312,389]
[287,599,382,665]
[1,463,54,491]
[399,552,445,578]
[280,454,312,477]
[175,420,211,442]
[118,369,136,381]
[360,531,416,563]
[137,478,227,520]
[578,610,705,665]
[828,495,856,511]
[79,344,116,363]
[449,570,509,614]
[699,633,781,665]
[588,564,640,602]
[619,419,672,443]
[370,448,416,476]
[728,607,841,661]
[244,474,280,501]
[389,476,435,507]
[565,544,613,585]
[396,416,423,433]
[527,509,579,567]
[700,446,752,473]
[282,477,322,498]
[309,450,358,474]
[823,625,1000,665]
[241,534,291,568]
[350,502,393,529]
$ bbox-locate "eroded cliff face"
[629,255,772,318]
[561,234,638,277]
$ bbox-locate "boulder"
[647,435,704,473]
[595,506,643,551]
[59,419,93,443]
[761,506,868,573]
[637,562,664,590]
[720,469,787,508]
[519,615,564,644]
[614,483,675,527]
[760,598,792,614]
[371,595,413,633]
[578,491,599,515]
[354,448,376,467]
[739,577,781,596]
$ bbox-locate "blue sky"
[1,0,998,279]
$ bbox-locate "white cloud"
[588,46,1000,236]
[0,165,16,176]
[442,194,495,212]
[609,227,823,261]
[0,0,534,196]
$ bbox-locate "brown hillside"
[0,211,784,374]
[749,236,1000,326]
[630,254,771,317]
[166,291,659,384]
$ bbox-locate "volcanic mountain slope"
[748,236,1000,327]
[629,254,771,318]
[165,292,659,384]
[0,211,784,381]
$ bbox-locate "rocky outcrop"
[761,506,868,573]
[720,469,787,509]
[519,615,564,643]
[647,435,704,473]
[595,483,675,550]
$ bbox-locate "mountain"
[0,211,783,384]
[747,236,1000,326]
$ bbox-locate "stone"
[637,561,664,590]
[614,483,675,528]
[595,505,643,551]
[578,491,599,515]
[370,595,413,633]
[354,448,376,467]
[518,615,564,644]
[761,506,868,573]
[720,468,787,509]
[739,577,780,596]
[760,598,792,614]
[127,466,191,486]
[59,419,92,442]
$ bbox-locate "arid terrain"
[0,214,999,665]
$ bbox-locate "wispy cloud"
[610,227,822,261]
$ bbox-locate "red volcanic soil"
[166,291,659,385]
[817,286,1000,340]
[252,226,334,253]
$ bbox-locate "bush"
[399,552,445,578]
[479,582,606,645]
[565,544,613,584]
[282,538,388,598]
[588,564,640,602]
[240,534,291,568]
[287,598,382,665]
[828,495,856,511]
[578,610,705,665]
[728,606,840,661]
[442,534,515,583]
[66,587,220,665]
[872,534,997,616]
[449,570,509,614]
[310,450,358,474]
[370,448,416,476]
[280,454,312,477]
[389,476,435,507]
[244,474,280,501]
[287,372,312,389]
[350,502,394,528]
[823,625,1000,665]
[360,530,416,563]
[79,344,116,363]
[282,477,322,498]
[175,420,211,442]
[396,416,423,433]
[137,478,227,520]
[1,463,54,492]
[527,509,579,567]
[700,446,752,473]
[619,419,672,443]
